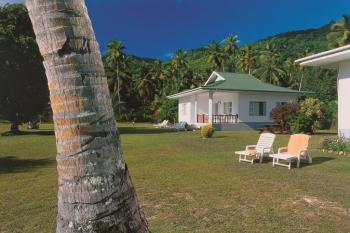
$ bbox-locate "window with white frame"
[249,102,266,116]
[181,103,187,116]
[223,102,232,115]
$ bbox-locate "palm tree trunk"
[25,1,149,232]
[117,63,121,116]
[299,74,304,91]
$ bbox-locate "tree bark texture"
[25,1,149,232]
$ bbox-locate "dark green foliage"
[290,112,315,134]
[159,99,177,123]
[0,4,49,132]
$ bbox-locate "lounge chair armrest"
[245,145,256,150]
[278,147,288,154]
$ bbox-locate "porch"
[197,114,239,124]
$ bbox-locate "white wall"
[178,96,191,123]
[177,91,298,125]
[338,61,350,137]
[213,92,239,115]
[238,92,298,123]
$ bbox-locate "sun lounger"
[171,121,187,131]
[154,120,169,128]
[235,133,276,164]
[270,134,312,169]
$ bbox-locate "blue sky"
[2,0,350,59]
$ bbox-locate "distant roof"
[167,72,309,99]
[204,72,304,93]
[295,44,350,68]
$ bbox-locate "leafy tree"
[327,15,350,48]
[0,4,49,133]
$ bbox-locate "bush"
[321,136,350,153]
[290,112,315,134]
[271,103,299,132]
[290,98,326,134]
[319,101,337,130]
[201,124,214,138]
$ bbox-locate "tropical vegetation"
[1,3,349,128]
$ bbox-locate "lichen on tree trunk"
[25,0,149,232]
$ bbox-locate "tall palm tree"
[222,34,239,71]
[136,63,156,104]
[206,41,224,71]
[296,48,311,91]
[106,40,128,114]
[328,15,350,48]
[237,46,256,74]
[169,49,189,93]
[25,0,149,232]
[254,55,285,85]
[283,58,298,88]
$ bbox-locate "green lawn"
[0,123,350,232]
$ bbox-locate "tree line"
[0,3,349,132]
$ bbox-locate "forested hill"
[186,22,333,74]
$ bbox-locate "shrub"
[290,98,326,134]
[321,136,350,153]
[201,124,215,138]
[290,112,315,134]
[319,101,337,130]
[271,103,299,132]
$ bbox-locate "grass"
[0,122,350,232]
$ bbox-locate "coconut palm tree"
[328,15,350,48]
[206,41,224,71]
[106,40,129,115]
[222,34,239,71]
[283,58,298,88]
[254,55,285,85]
[25,0,149,232]
[168,49,189,93]
[296,48,311,91]
[237,46,256,74]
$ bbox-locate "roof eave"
[202,87,311,95]
[166,88,204,99]
[295,45,350,68]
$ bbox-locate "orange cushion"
[246,149,257,156]
[287,134,310,155]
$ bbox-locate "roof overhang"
[295,45,350,68]
[166,88,206,99]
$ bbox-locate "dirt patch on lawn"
[284,195,349,219]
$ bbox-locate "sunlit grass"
[0,122,349,232]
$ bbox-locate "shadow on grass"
[1,130,55,137]
[302,156,335,167]
[119,127,176,135]
[0,156,54,174]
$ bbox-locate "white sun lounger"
[235,133,276,164]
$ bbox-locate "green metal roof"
[203,72,307,94]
